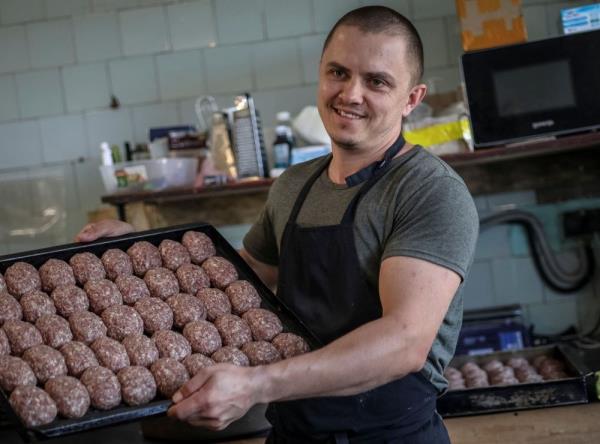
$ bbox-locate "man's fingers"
[168,390,210,421]
[172,370,212,403]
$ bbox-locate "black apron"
[265,135,450,444]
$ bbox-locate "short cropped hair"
[322,6,424,85]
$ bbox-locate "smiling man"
[77,6,479,443]
[166,6,478,443]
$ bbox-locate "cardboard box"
[456,0,527,51]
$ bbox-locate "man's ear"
[402,83,427,117]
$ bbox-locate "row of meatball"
[445,355,569,390]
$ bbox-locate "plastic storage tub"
[99,158,198,193]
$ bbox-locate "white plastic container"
[99,158,198,193]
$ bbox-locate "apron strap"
[287,155,332,224]
[340,134,405,224]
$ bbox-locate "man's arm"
[238,249,278,292]
[168,255,461,428]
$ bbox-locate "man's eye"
[331,69,344,78]
[370,78,385,87]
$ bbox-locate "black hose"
[480,209,595,293]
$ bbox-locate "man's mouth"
[332,106,365,120]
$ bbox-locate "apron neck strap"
[287,134,406,225]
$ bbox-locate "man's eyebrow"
[325,61,348,71]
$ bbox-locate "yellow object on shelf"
[456,0,527,51]
[404,117,471,148]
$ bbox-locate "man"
[78,7,478,443]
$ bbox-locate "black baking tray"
[0,222,322,442]
[437,345,592,417]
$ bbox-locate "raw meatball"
[226,281,261,315]
[152,330,191,362]
[144,268,179,300]
[151,357,189,398]
[466,376,489,388]
[91,337,130,372]
[69,252,106,285]
[0,291,23,325]
[122,334,159,368]
[60,341,98,377]
[127,241,162,276]
[117,366,157,406]
[51,285,89,318]
[101,305,144,341]
[482,360,503,374]
[214,314,252,348]
[9,385,57,427]
[69,311,107,345]
[182,231,216,265]
[241,341,281,366]
[20,290,56,323]
[183,354,215,377]
[84,279,123,314]
[39,259,76,293]
[0,356,37,391]
[211,347,249,367]
[115,275,149,305]
[532,355,550,369]
[159,239,191,271]
[80,366,121,410]
[176,263,210,295]
[182,321,221,356]
[23,344,67,383]
[4,262,41,298]
[101,249,133,281]
[242,308,283,342]
[201,257,238,289]
[36,314,73,349]
[134,297,173,334]
[0,329,9,356]
[166,293,206,328]
[444,367,463,381]
[271,333,310,359]
[197,288,231,321]
[2,319,43,355]
[507,357,530,369]
[45,375,90,418]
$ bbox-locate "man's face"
[317,26,420,151]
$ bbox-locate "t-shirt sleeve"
[382,175,479,280]
[242,188,280,266]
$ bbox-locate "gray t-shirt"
[243,146,479,393]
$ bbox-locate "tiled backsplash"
[0,0,598,336]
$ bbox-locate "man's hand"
[167,364,263,431]
[75,219,135,242]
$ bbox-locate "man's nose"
[338,78,363,104]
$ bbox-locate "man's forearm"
[254,314,427,403]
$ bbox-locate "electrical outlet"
[563,208,600,238]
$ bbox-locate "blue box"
[562,4,600,35]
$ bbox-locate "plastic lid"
[276,111,291,122]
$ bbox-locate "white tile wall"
[523,5,549,41]
[265,0,312,39]
[73,13,122,63]
[527,299,579,335]
[416,19,450,69]
[0,0,45,25]
[313,0,360,33]
[0,75,19,122]
[299,34,325,84]
[16,69,65,118]
[40,114,88,162]
[492,257,545,305]
[63,63,110,112]
[0,26,30,74]
[109,56,158,105]
[253,39,302,90]
[167,1,217,50]
[204,44,254,94]
[27,20,76,69]
[132,101,179,142]
[0,120,43,170]
[92,0,138,13]
[413,0,456,19]
[156,50,205,100]
[462,261,496,310]
[252,84,317,126]
[359,0,410,15]
[85,108,134,152]
[120,6,170,56]
[46,0,92,19]
[215,0,264,45]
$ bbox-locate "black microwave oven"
[461,29,600,148]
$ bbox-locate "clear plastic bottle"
[272,111,295,168]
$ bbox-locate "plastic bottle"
[272,111,295,168]
[100,142,113,166]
